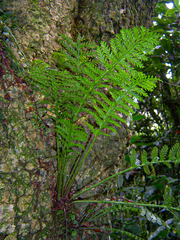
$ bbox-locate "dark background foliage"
[113,1,180,239]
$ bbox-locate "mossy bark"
[1,0,158,61]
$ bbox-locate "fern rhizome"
[28,27,180,238]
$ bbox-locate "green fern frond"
[177,145,180,159]
[160,145,168,162]
[130,149,137,167]
[143,165,151,175]
[151,146,159,163]
[109,27,159,69]
[163,185,175,207]
[56,119,88,153]
[84,122,99,136]
[55,34,96,74]
[141,150,148,164]
[59,34,79,58]
[71,144,180,202]
[168,143,179,160]
[29,27,161,197]
[130,144,180,170]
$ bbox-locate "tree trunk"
[0,0,159,238]
[75,0,159,43]
[1,0,158,61]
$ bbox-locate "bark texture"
[75,0,159,43]
[0,0,158,237]
[1,0,158,61]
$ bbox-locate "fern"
[151,146,159,162]
[160,145,169,161]
[27,27,180,238]
[53,34,96,74]
[168,143,179,160]
[164,185,174,207]
[2,9,179,237]
[29,29,180,186]
[28,27,161,198]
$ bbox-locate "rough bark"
[0,0,159,237]
[1,0,158,61]
[75,0,159,43]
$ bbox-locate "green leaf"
[117,174,124,188]
[130,149,137,167]
[151,146,159,162]
[177,145,180,160]
[143,165,151,175]
[141,150,148,164]
[132,114,144,121]
[131,136,141,143]
[103,125,117,134]
[163,185,173,206]
[85,122,96,134]
[165,8,177,17]
[125,155,130,164]
[168,143,179,160]
[160,145,168,162]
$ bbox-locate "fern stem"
[77,36,80,74]
[64,132,98,194]
[57,119,75,198]
[72,199,180,214]
[56,130,63,201]
[70,158,180,200]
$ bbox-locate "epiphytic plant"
[28,27,180,239]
